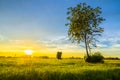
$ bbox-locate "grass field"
[0,57,120,80]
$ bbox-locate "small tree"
[66,3,105,62]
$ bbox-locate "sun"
[24,50,33,55]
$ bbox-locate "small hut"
[56,51,62,59]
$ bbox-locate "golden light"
[24,50,33,55]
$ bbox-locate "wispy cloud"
[112,44,120,48]
[35,31,120,51]
[98,31,120,49]
[36,35,82,50]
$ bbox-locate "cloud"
[9,40,25,44]
[36,31,120,50]
[35,36,83,50]
[112,44,120,48]
[97,31,120,49]
[97,44,108,48]
[51,36,69,44]
[0,34,9,42]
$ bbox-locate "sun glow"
[24,50,33,55]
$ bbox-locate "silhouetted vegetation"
[0,56,5,58]
[68,56,81,59]
[84,52,104,63]
[105,57,120,60]
[39,56,49,59]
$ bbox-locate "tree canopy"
[66,3,105,60]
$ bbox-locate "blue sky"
[0,0,120,57]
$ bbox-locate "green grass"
[0,58,120,80]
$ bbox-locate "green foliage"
[66,3,105,43]
[66,3,105,58]
[84,52,104,63]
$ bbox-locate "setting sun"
[24,50,33,55]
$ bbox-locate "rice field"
[0,57,120,80]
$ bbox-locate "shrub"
[84,52,104,63]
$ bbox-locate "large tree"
[66,3,105,59]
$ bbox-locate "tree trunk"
[88,42,91,55]
[84,34,90,58]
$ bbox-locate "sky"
[0,0,120,57]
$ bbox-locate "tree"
[66,3,105,61]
